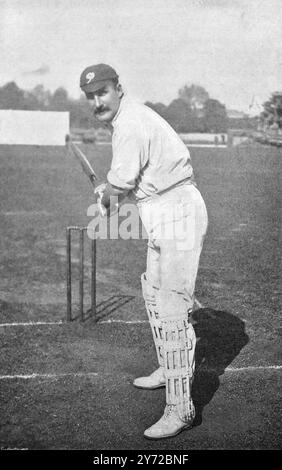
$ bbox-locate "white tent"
[0,110,69,146]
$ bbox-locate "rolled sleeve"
[107,124,146,191]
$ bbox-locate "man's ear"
[117,83,124,98]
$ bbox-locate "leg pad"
[141,273,163,366]
[162,318,196,422]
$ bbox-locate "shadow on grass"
[191,308,249,427]
[71,295,135,322]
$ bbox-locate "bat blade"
[65,134,98,187]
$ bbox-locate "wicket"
[66,226,96,322]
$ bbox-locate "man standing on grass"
[80,63,208,439]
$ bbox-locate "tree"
[0,82,25,109]
[22,90,40,110]
[145,101,167,119]
[203,99,227,132]
[261,91,282,129]
[69,95,96,129]
[178,84,209,110]
[165,99,194,132]
[49,87,69,111]
[145,99,205,132]
[29,85,51,109]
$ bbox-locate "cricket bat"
[65,134,98,188]
[65,134,106,216]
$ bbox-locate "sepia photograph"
[0,0,281,456]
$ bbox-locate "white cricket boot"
[144,404,195,439]
[133,366,165,389]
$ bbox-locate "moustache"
[94,107,109,115]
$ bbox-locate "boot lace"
[164,405,175,418]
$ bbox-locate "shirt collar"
[111,94,129,127]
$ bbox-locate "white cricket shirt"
[107,95,194,201]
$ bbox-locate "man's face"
[86,81,123,122]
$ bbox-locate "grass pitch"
[0,142,281,449]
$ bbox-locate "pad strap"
[141,273,163,366]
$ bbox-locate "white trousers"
[138,183,208,316]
